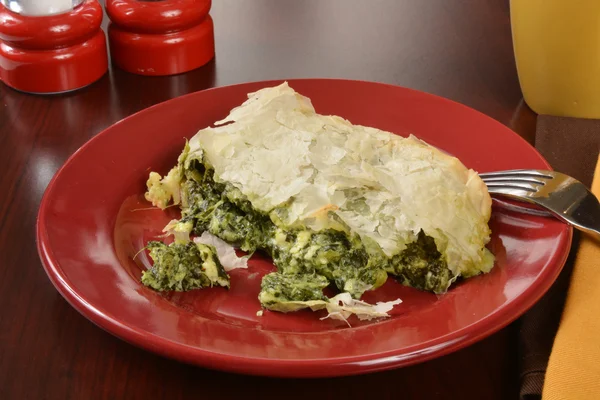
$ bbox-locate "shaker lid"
[0,0,84,16]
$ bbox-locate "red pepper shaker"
[106,0,215,76]
[0,0,108,94]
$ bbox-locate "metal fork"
[479,169,600,240]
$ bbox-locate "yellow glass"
[511,0,600,118]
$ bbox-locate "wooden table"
[0,1,535,398]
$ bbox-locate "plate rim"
[36,78,572,377]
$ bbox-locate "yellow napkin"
[543,155,600,400]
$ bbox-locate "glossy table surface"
[0,1,535,398]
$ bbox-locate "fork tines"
[477,169,600,239]
[478,169,554,179]
[478,169,555,193]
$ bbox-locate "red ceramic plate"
[37,79,571,377]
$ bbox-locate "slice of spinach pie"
[142,82,494,317]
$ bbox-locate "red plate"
[37,79,571,377]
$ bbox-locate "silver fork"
[479,169,600,240]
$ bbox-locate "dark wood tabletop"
[0,1,536,399]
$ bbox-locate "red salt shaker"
[106,0,215,76]
[0,0,108,94]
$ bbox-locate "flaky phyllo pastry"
[141,82,494,321]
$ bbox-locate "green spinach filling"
[142,241,229,291]
[259,272,329,306]
[141,158,456,306]
[386,231,454,292]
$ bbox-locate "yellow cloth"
[543,155,600,400]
